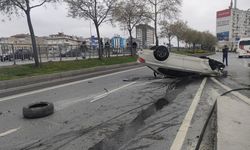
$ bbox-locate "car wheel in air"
[23,102,54,119]
[153,46,169,61]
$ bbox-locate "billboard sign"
[217,9,231,18]
[90,36,98,48]
[217,31,229,41]
[216,9,231,37]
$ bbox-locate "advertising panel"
[217,31,229,41]
[217,9,231,18]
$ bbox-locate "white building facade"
[216,7,250,50]
[136,24,154,48]
[47,32,81,46]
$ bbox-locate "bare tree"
[0,0,58,67]
[66,0,117,59]
[112,0,147,56]
[146,0,182,46]
[159,20,175,51]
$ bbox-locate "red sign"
[217,9,231,18]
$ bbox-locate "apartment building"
[136,24,154,48]
[216,1,250,50]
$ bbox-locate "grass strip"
[0,56,137,81]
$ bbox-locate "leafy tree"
[146,0,182,46]
[65,0,117,59]
[201,31,217,51]
[182,27,192,48]
[170,20,187,50]
[0,0,59,67]
[112,0,147,56]
[159,20,174,50]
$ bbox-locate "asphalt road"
[210,52,250,97]
[0,52,249,150]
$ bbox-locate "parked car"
[60,49,82,57]
[137,46,225,77]
[14,49,33,60]
[0,54,12,62]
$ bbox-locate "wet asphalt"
[0,52,249,150]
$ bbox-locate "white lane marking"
[170,78,207,150]
[211,77,250,104]
[0,127,20,137]
[0,67,145,103]
[55,79,163,110]
[90,82,136,102]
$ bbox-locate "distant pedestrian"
[222,45,229,66]
[105,41,110,57]
[80,41,87,59]
[100,38,104,56]
[132,42,137,56]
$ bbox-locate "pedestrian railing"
[0,43,132,66]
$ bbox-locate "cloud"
[0,0,249,38]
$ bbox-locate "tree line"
[160,20,217,52]
[0,0,217,67]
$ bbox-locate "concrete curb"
[216,96,250,150]
[0,62,142,97]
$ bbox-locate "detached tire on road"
[23,102,54,119]
[153,46,169,61]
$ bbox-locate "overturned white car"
[137,46,225,77]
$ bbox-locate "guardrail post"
[46,47,48,61]
[38,45,42,63]
[59,45,62,62]
[11,44,16,65]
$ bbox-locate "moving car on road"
[237,38,250,58]
[137,46,225,77]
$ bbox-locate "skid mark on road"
[55,79,165,110]
[55,82,137,110]
[90,82,136,102]
[0,127,20,137]
[0,67,146,103]
[170,78,207,150]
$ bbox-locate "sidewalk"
[217,96,250,150]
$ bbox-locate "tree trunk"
[168,35,171,51]
[154,3,158,46]
[94,21,102,59]
[26,11,39,67]
[128,29,133,56]
[177,38,180,51]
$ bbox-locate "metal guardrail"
[0,43,132,66]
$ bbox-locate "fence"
[0,43,132,66]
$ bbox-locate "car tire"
[153,46,169,61]
[238,56,243,58]
[23,102,54,119]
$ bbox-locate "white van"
[237,38,250,58]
